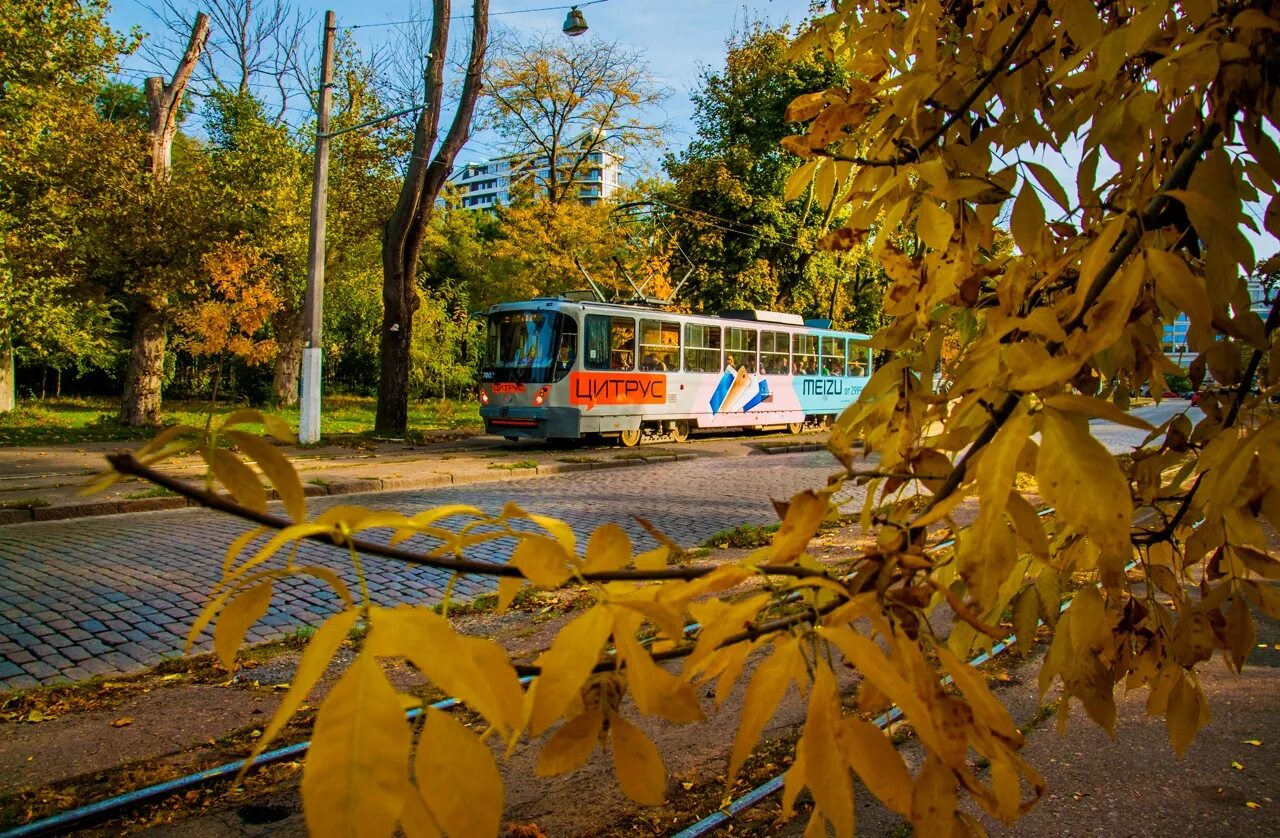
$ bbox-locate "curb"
[759,442,828,455]
[0,449,708,527]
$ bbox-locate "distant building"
[1160,274,1273,366]
[448,141,623,211]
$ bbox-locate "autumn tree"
[482,31,668,206]
[376,0,489,437]
[103,1,1280,836]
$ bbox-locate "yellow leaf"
[417,708,503,837]
[1010,182,1044,254]
[976,405,1031,514]
[784,160,819,201]
[610,714,666,806]
[911,753,957,835]
[1006,493,1049,560]
[214,581,272,670]
[133,424,200,460]
[1166,672,1205,759]
[510,535,574,588]
[686,593,770,671]
[617,632,705,724]
[584,523,632,573]
[840,715,913,816]
[536,709,605,776]
[526,606,614,736]
[398,788,442,838]
[220,408,294,442]
[208,448,267,514]
[246,609,358,771]
[302,653,411,838]
[769,490,830,564]
[728,638,799,785]
[633,546,668,571]
[1232,761,1245,770]
[798,665,854,837]
[916,199,954,251]
[502,502,577,553]
[1012,585,1041,655]
[1023,162,1071,213]
[497,576,523,613]
[1037,408,1133,568]
[819,627,942,754]
[367,607,523,737]
[1147,249,1213,337]
[935,647,1017,741]
[1225,596,1256,673]
[1246,801,1261,810]
[221,526,269,579]
[111,717,133,728]
[1042,393,1156,431]
[224,430,307,522]
[1243,739,1262,746]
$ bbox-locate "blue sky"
[106,0,817,167]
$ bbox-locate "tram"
[478,298,872,446]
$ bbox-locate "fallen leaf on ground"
[1232,761,1244,770]
[1246,802,1261,810]
[26,710,49,723]
[1242,739,1262,746]
[111,717,133,727]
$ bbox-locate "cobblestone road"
[0,451,860,689]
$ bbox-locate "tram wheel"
[669,420,690,444]
[619,428,643,448]
[786,422,805,435]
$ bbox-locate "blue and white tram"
[478,298,872,446]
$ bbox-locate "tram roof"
[485,297,869,338]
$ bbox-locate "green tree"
[662,22,878,324]
[0,0,137,410]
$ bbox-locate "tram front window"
[484,311,577,384]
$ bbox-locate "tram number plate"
[569,372,667,406]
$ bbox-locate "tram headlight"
[532,386,550,406]
[478,389,489,405]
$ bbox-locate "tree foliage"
[662,21,888,328]
[484,31,669,205]
[83,0,1280,833]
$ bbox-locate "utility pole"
[299,10,336,445]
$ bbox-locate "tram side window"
[821,336,846,376]
[725,327,758,373]
[761,331,790,374]
[847,342,871,376]
[684,323,722,373]
[585,314,636,371]
[792,333,818,375]
[639,319,680,371]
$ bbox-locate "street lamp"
[563,6,588,36]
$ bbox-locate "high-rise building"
[448,141,623,211]
[1160,273,1273,365]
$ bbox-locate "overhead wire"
[348,0,610,30]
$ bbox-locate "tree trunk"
[272,308,304,407]
[121,300,167,426]
[0,339,14,413]
[376,0,489,436]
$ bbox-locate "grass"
[488,459,538,470]
[0,395,482,448]
[123,486,176,500]
[557,455,601,464]
[0,496,51,510]
[702,521,781,549]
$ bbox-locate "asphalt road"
[0,402,1199,690]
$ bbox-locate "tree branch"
[106,453,843,583]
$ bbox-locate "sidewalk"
[0,431,827,526]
